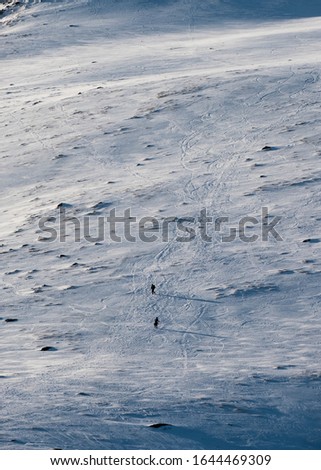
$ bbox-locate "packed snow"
[1,0,321,450]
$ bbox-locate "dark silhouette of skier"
[154,317,159,328]
[151,284,156,294]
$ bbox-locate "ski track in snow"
[1,0,321,450]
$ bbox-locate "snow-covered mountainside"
[1,0,321,450]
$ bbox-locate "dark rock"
[261,145,279,151]
[149,423,172,429]
[40,346,57,352]
[5,318,18,323]
[57,202,72,209]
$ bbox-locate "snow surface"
[1,0,321,450]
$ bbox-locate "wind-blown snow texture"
[1,0,321,450]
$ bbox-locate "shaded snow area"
[1,0,321,450]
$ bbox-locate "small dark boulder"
[303,238,320,244]
[56,202,72,209]
[261,145,278,151]
[149,423,172,429]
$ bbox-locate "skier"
[154,317,159,328]
[151,283,156,294]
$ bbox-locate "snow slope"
[1,0,321,450]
